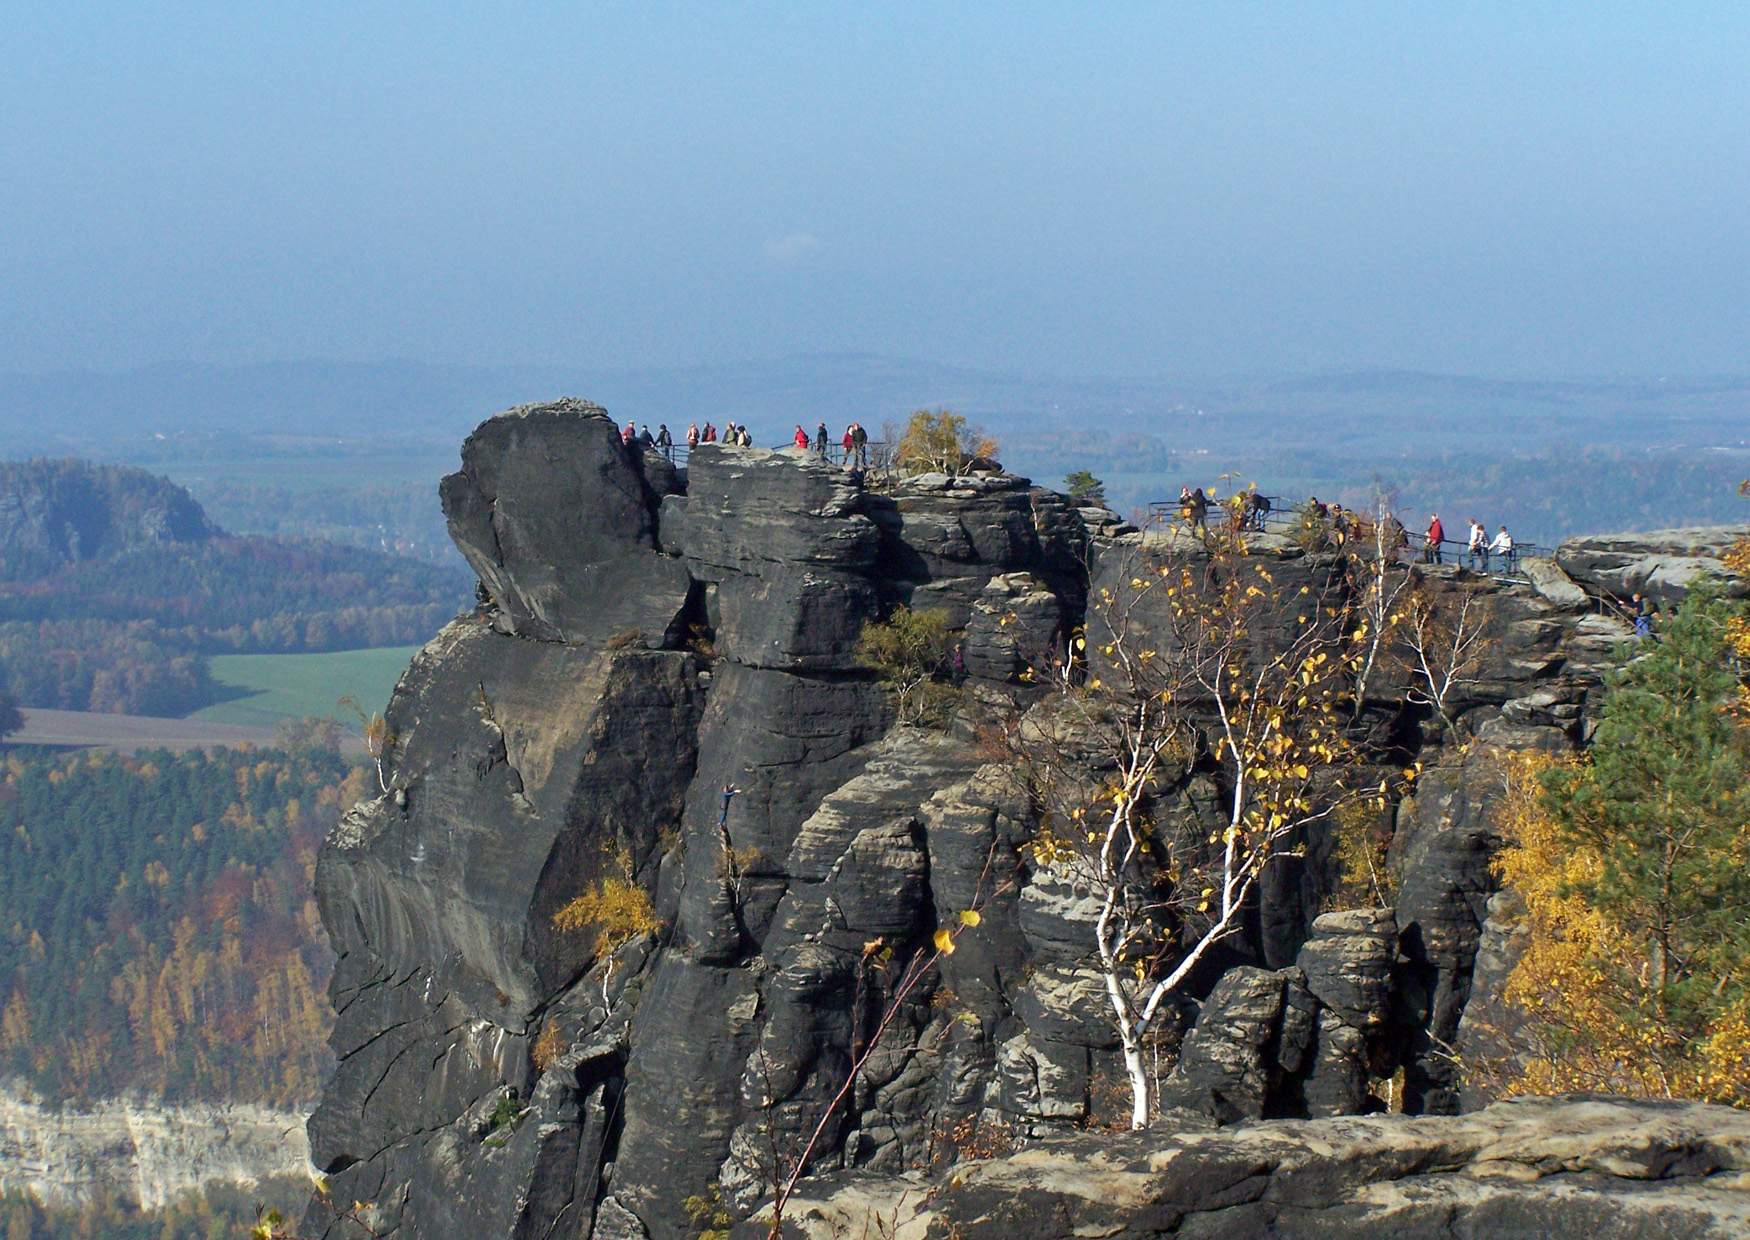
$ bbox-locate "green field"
[190,647,420,728]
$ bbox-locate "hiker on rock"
[841,424,856,464]
[814,422,829,455]
[702,422,717,443]
[622,421,636,445]
[1425,513,1445,564]
[793,425,810,450]
[852,422,869,467]
[656,424,673,457]
[1468,519,1487,571]
[639,424,655,447]
[687,422,700,449]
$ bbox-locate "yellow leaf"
[933,928,957,955]
[958,909,982,928]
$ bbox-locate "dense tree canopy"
[0,745,362,1105]
[1493,583,1750,1104]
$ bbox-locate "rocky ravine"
[303,399,1748,1238]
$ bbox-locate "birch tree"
[1006,523,1384,1128]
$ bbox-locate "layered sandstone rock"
[304,399,1746,1239]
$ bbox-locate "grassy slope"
[191,646,418,727]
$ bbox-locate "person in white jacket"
[1467,519,1487,571]
[1489,525,1515,572]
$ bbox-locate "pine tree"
[1494,584,1750,1102]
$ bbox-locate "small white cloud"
[763,231,820,265]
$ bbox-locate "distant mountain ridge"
[0,459,217,581]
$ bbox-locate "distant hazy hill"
[0,459,468,714]
[0,459,217,581]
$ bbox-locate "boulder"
[439,399,693,645]
[1556,526,1749,605]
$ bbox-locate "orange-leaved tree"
[1490,576,1750,1104]
[892,409,997,476]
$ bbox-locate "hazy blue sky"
[4,3,1746,378]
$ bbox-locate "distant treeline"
[0,622,214,716]
[0,745,357,1106]
[191,477,461,567]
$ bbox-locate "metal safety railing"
[635,436,897,478]
[1147,494,1552,578]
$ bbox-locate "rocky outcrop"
[304,400,1744,1239]
[0,459,216,580]
[774,1096,1750,1239]
[1557,526,1750,605]
[0,1086,309,1211]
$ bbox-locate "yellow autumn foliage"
[1492,751,1750,1105]
[551,850,661,958]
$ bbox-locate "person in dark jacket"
[814,422,829,456]
[656,424,673,457]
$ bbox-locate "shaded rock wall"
[305,399,1735,1238]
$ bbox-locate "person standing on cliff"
[656,424,673,458]
[841,424,856,464]
[1489,524,1515,572]
[852,422,869,467]
[814,421,829,456]
[622,421,636,446]
[687,422,700,450]
[1468,519,1487,571]
[1425,513,1445,564]
[793,424,810,450]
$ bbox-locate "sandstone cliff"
[0,1085,309,1212]
[303,399,1743,1238]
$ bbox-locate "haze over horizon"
[7,5,1748,386]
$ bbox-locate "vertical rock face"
[306,399,1714,1239]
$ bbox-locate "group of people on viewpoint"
[1175,487,1524,577]
[620,419,870,466]
[1426,514,1517,572]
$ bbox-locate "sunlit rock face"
[304,398,1743,1239]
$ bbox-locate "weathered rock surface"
[0,1086,309,1211]
[305,399,1748,1239]
[440,399,694,645]
[773,1096,1750,1239]
[1557,526,1750,604]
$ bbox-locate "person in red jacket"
[841,424,856,464]
[793,425,810,450]
[1424,513,1445,564]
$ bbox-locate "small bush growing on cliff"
[855,606,957,725]
[1064,470,1106,505]
[551,849,661,958]
[1489,584,1750,1105]
[893,409,998,476]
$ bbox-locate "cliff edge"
[304,400,1746,1239]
